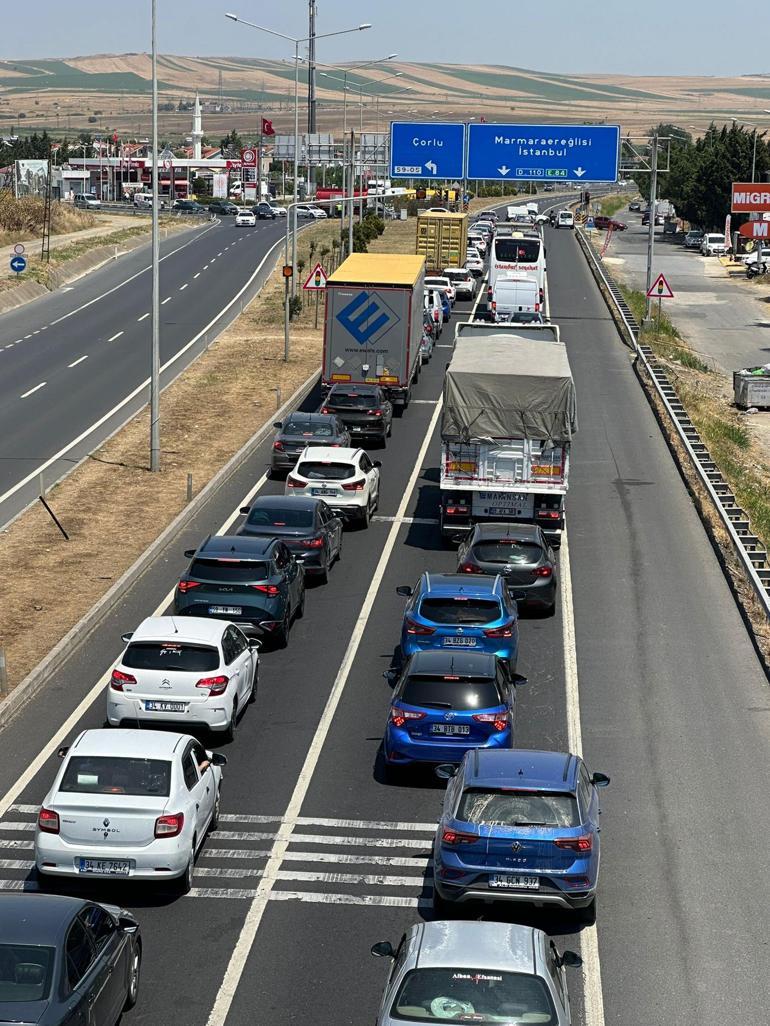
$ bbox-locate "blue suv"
[396,574,519,672]
[383,650,527,771]
[433,749,610,918]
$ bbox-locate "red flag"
[480,116,487,123]
[261,118,275,136]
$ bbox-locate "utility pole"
[644,133,659,323]
[307,0,317,192]
[150,0,161,471]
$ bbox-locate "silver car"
[371,920,582,1024]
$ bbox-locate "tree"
[219,129,244,155]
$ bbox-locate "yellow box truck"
[416,210,469,271]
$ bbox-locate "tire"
[317,560,329,585]
[360,502,371,528]
[577,897,596,925]
[176,849,195,896]
[274,609,290,648]
[209,788,221,832]
[431,886,452,917]
[222,698,238,743]
[123,944,142,1010]
[335,537,343,563]
[248,664,258,704]
[387,420,392,438]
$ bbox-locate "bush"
[364,214,385,236]
[352,224,368,252]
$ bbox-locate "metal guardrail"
[575,226,770,618]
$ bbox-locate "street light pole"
[150,0,160,472]
[644,133,658,323]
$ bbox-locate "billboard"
[14,159,49,197]
[213,173,228,198]
[731,183,770,213]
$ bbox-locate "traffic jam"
[2,198,607,1026]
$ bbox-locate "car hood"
[0,999,48,1024]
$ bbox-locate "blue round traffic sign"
[10,255,27,273]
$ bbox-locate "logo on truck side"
[336,291,397,346]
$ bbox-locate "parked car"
[237,495,343,583]
[701,232,727,256]
[253,201,277,220]
[286,446,381,526]
[235,209,257,226]
[174,534,305,647]
[457,523,557,613]
[208,200,238,216]
[270,411,351,476]
[106,616,259,740]
[35,728,227,893]
[295,204,327,219]
[74,193,100,209]
[432,749,610,917]
[396,573,520,673]
[0,893,142,1024]
[370,921,582,1026]
[443,267,476,300]
[321,384,393,445]
[684,229,704,249]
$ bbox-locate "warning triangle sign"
[646,272,674,299]
[303,262,328,291]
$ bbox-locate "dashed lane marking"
[20,383,46,399]
[137,312,150,322]
[161,297,171,305]
[106,331,124,342]
[68,356,88,368]
[371,515,439,526]
[179,283,188,291]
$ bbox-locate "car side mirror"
[510,590,527,603]
[239,507,251,515]
[207,751,228,767]
[248,638,261,650]
[560,950,583,969]
[373,460,382,468]
[512,674,528,687]
[273,422,282,429]
[396,586,413,597]
[591,772,610,788]
[57,746,69,759]
[121,632,133,644]
[383,669,398,684]
[370,941,395,959]
[434,763,457,780]
[118,916,139,935]
[183,549,196,559]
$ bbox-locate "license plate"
[209,605,242,615]
[443,636,478,647]
[78,859,131,876]
[144,701,186,713]
[489,874,540,890]
[431,723,470,735]
[473,491,535,519]
[311,488,337,496]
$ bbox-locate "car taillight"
[472,713,508,731]
[155,813,185,838]
[459,562,484,574]
[405,617,435,636]
[251,584,280,596]
[445,506,469,516]
[536,510,560,520]
[491,301,497,311]
[110,669,137,692]
[38,808,60,834]
[484,621,515,638]
[178,580,201,594]
[441,828,479,846]
[366,409,383,417]
[389,707,426,728]
[555,836,593,853]
[535,303,540,312]
[320,407,331,414]
[533,566,553,577]
[300,537,324,548]
[341,480,364,491]
[286,476,303,488]
[196,674,229,696]
[273,440,284,451]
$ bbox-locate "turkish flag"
[262,118,275,136]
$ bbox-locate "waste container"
[733,368,770,409]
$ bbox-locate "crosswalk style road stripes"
[0,807,436,908]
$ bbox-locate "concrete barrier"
[0,280,50,315]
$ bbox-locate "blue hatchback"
[396,574,519,672]
[383,650,527,769]
[433,749,610,917]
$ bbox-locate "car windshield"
[189,558,268,582]
[60,756,172,797]
[247,506,314,528]
[122,641,219,672]
[472,541,544,565]
[327,393,378,408]
[0,944,55,1003]
[283,420,335,437]
[391,968,557,1024]
[419,597,502,626]
[494,239,541,262]
[297,461,355,481]
[458,788,579,827]
[401,676,500,709]
[444,271,468,282]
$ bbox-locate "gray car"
[371,920,581,1025]
[271,412,351,476]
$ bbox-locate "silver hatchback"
[371,920,581,1024]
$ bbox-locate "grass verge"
[619,283,711,371]
[597,193,635,218]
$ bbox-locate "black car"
[174,535,305,647]
[456,522,557,613]
[208,200,238,215]
[271,411,351,475]
[321,385,393,445]
[629,200,641,211]
[237,495,343,583]
[173,199,205,213]
[253,201,277,220]
[0,893,141,1026]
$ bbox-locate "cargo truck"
[439,331,577,545]
[322,253,424,409]
[416,210,468,271]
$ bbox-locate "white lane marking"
[20,383,46,399]
[32,330,40,335]
[217,252,223,257]
[435,344,453,348]
[0,822,32,831]
[211,258,217,263]
[41,326,48,330]
[560,529,605,1026]
[193,272,201,279]
[68,356,88,368]
[196,866,425,887]
[371,515,439,526]
[203,264,209,270]
[0,859,32,870]
[179,283,188,291]
[161,297,171,305]
[410,399,438,405]
[106,331,124,342]
[205,399,444,1026]
[23,334,32,339]
[203,849,429,868]
[13,339,22,344]
[211,830,430,849]
[183,887,427,907]
[219,814,436,831]
[49,221,217,327]
[137,312,150,322]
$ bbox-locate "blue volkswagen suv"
[396,574,520,672]
[432,749,610,918]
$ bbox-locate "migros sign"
[731,183,770,213]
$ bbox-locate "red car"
[594,215,628,231]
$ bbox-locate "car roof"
[416,921,537,974]
[463,749,579,791]
[0,893,90,944]
[69,727,190,759]
[198,534,277,557]
[297,446,362,462]
[472,522,541,542]
[284,411,340,424]
[419,572,503,597]
[405,649,498,677]
[328,384,378,394]
[130,616,226,645]
[250,494,319,511]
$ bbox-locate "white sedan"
[106,616,259,740]
[296,204,328,219]
[35,728,226,893]
[286,446,380,526]
[235,209,256,226]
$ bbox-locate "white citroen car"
[35,729,226,893]
[106,616,259,740]
[286,446,381,526]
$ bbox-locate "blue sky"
[2,0,768,76]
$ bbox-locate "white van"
[490,275,542,324]
[556,210,574,229]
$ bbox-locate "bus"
[488,231,545,308]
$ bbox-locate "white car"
[443,267,476,299]
[106,616,259,739]
[296,204,328,219]
[467,233,487,255]
[35,728,226,893]
[701,232,727,256]
[423,291,443,336]
[425,275,456,305]
[235,209,257,226]
[286,446,381,526]
[271,204,288,216]
[465,251,484,276]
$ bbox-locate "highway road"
[0,215,289,528]
[0,201,768,1025]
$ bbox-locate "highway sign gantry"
[466,123,620,182]
[389,122,465,180]
[647,273,674,299]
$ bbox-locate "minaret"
[191,93,203,160]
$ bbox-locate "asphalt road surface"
[0,201,768,1025]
